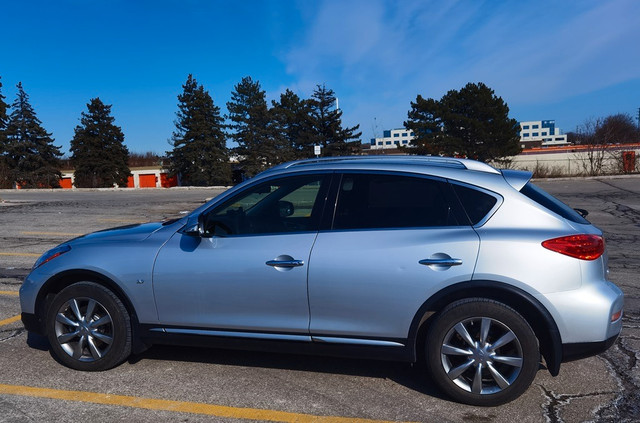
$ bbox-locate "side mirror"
[183,214,206,237]
[278,200,294,218]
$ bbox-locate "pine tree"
[0,76,11,188]
[405,82,521,162]
[307,84,361,157]
[5,82,62,188]
[167,75,230,186]
[227,76,276,177]
[271,89,314,161]
[70,98,131,188]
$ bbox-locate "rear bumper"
[562,333,619,362]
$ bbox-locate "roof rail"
[266,155,500,174]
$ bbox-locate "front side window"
[332,173,462,230]
[202,174,328,236]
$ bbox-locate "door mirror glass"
[278,200,294,218]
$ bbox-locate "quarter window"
[452,184,498,225]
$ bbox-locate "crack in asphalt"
[0,328,25,342]
[0,270,30,280]
[595,179,640,196]
[590,337,640,422]
[540,385,617,423]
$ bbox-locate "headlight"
[32,244,71,270]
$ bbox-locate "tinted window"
[452,184,498,225]
[333,174,461,230]
[203,174,328,236]
[520,182,589,224]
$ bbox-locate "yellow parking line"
[0,383,410,423]
[0,252,40,257]
[0,315,21,326]
[21,231,83,237]
[0,291,19,296]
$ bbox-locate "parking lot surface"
[1,177,639,422]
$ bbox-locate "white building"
[370,128,415,149]
[519,120,569,148]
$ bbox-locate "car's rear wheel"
[425,298,539,406]
[46,282,131,371]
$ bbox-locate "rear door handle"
[266,259,304,268]
[419,258,463,266]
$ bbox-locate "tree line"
[1,74,638,189]
[0,75,362,188]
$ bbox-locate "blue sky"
[1,0,639,155]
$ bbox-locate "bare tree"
[575,118,607,176]
[595,113,640,144]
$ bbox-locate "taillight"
[541,235,604,261]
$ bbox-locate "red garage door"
[60,178,73,189]
[139,174,157,188]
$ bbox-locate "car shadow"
[129,344,446,401]
[26,330,446,400]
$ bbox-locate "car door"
[308,172,480,342]
[152,173,330,335]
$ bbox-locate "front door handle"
[419,258,463,266]
[266,259,304,268]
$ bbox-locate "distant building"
[370,128,415,150]
[519,120,569,148]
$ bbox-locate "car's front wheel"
[425,298,540,406]
[46,282,132,371]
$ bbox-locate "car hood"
[69,222,167,244]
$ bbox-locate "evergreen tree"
[70,98,131,188]
[405,82,521,162]
[167,75,230,186]
[271,89,314,161]
[5,82,62,188]
[307,84,361,157]
[227,76,276,177]
[0,77,11,188]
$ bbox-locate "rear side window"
[520,182,589,224]
[452,184,498,225]
[332,173,463,230]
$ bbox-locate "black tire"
[46,282,132,371]
[425,298,539,406]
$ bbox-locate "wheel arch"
[409,280,563,376]
[35,269,147,353]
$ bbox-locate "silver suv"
[20,156,623,406]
